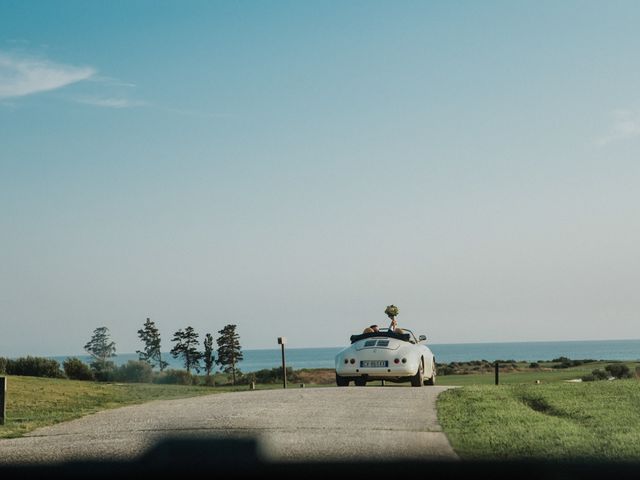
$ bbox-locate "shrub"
[114,360,154,383]
[529,362,540,369]
[0,357,7,374]
[237,367,299,385]
[63,357,94,381]
[581,367,614,382]
[437,365,456,376]
[605,364,633,379]
[6,356,64,378]
[91,361,116,382]
[551,358,587,369]
[153,369,194,385]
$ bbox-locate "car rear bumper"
[335,362,418,378]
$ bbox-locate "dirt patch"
[522,396,553,414]
[296,369,335,385]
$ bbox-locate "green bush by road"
[438,380,640,461]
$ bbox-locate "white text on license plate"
[360,360,388,368]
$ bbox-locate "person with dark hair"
[362,324,379,334]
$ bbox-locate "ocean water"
[51,339,640,373]
[429,339,640,364]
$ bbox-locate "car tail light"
[394,358,400,364]
[350,358,356,364]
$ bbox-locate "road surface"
[0,386,458,464]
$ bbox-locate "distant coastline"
[430,338,640,363]
[45,338,640,373]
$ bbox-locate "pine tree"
[84,326,117,380]
[216,324,243,385]
[203,333,215,385]
[136,317,168,371]
[170,327,202,374]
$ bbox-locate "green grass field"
[436,361,640,386]
[438,379,640,461]
[3,359,640,462]
[0,375,278,439]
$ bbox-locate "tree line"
[83,319,243,385]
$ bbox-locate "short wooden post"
[299,383,305,388]
[249,381,255,390]
[494,362,500,385]
[0,376,6,425]
[278,337,287,389]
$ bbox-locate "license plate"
[360,360,388,368]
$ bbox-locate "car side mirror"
[419,335,427,342]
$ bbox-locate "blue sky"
[1,1,639,356]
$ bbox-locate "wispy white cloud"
[90,75,137,88]
[73,95,146,108]
[0,52,95,99]
[596,109,640,147]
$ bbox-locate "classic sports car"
[335,328,436,387]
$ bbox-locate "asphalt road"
[0,386,458,465]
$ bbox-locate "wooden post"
[0,376,6,425]
[495,362,500,385]
[249,381,255,390]
[278,337,287,389]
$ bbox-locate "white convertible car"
[335,328,436,387]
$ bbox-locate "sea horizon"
[42,338,640,373]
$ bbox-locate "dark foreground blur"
[1,437,639,479]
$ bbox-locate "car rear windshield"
[363,339,390,347]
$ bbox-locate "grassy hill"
[436,360,640,386]
[0,375,267,438]
[438,380,640,461]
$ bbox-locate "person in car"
[362,324,380,334]
[389,318,404,335]
[389,317,397,331]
